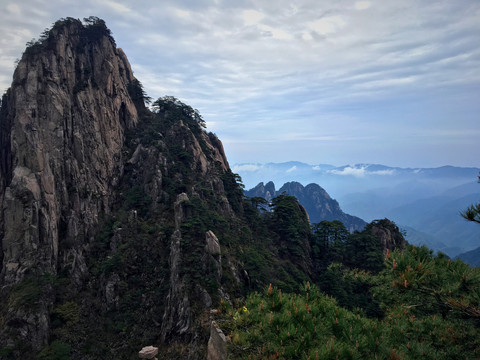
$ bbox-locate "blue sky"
[0,0,479,168]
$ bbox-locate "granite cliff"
[0,17,140,352]
[0,17,239,358]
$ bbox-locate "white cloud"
[354,76,417,90]
[242,10,264,26]
[174,8,191,19]
[231,164,264,172]
[308,16,346,35]
[328,166,395,177]
[6,4,21,14]
[355,1,372,11]
[328,166,367,177]
[286,166,297,173]
[105,1,133,15]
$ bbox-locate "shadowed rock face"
[365,219,407,255]
[0,18,138,287]
[0,19,140,350]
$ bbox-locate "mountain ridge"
[237,162,479,257]
[234,161,479,190]
[245,181,366,232]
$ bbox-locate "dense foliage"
[222,246,480,359]
[23,17,116,58]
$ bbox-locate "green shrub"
[38,340,71,360]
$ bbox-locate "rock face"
[161,194,192,342]
[0,18,138,283]
[0,18,139,350]
[207,321,227,360]
[0,18,237,357]
[247,181,276,202]
[139,345,159,359]
[365,219,407,255]
[245,181,366,232]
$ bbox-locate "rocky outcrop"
[205,230,221,256]
[205,230,222,282]
[246,181,276,202]
[0,17,237,357]
[207,321,227,360]
[366,219,406,255]
[139,346,159,359]
[161,194,192,342]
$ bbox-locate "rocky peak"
[0,17,142,351]
[245,181,366,232]
[0,17,239,356]
[365,219,407,255]
[246,181,276,202]
[0,17,139,286]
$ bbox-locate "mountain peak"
[245,181,366,232]
[0,17,236,354]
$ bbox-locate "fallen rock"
[139,345,158,359]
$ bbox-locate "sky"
[0,0,479,168]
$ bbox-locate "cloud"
[308,16,346,35]
[286,166,297,173]
[353,76,418,90]
[231,164,264,172]
[104,1,132,14]
[6,4,21,14]
[242,10,264,26]
[328,166,395,177]
[258,24,293,40]
[0,0,478,168]
[355,1,372,10]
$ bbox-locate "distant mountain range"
[457,246,480,267]
[233,162,479,198]
[236,162,480,259]
[245,181,366,232]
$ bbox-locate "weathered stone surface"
[366,219,406,255]
[0,18,138,350]
[174,192,190,228]
[105,273,121,309]
[204,230,222,283]
[139,345,159,359]
[197,285,213,308]
[207,321,227,360]
[161,194,192,341]
[205,230,221,255]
